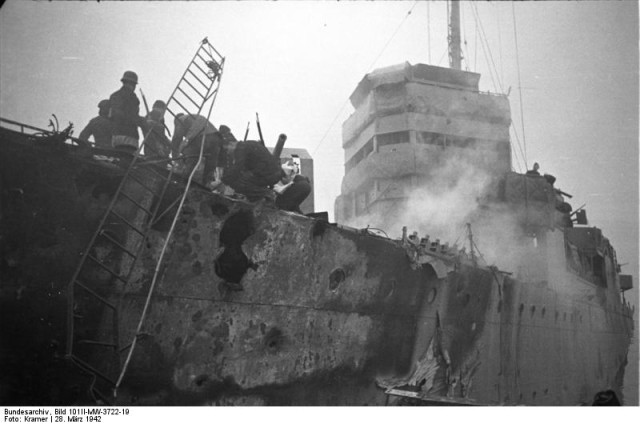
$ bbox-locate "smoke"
[343,146,538,273]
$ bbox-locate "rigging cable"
[469,2,503,93]
[512,1,528,167]
[427,1,431,63]
[509,122,527,173]
[460,1,471,72]
[473,5,478,71]
[496,4,505,91]
[311,1,419,156]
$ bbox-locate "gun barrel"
[243,121,250,142]
[272,134,287,158]
[558,189,573,199]
[256,112,265,146]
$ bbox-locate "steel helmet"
[97,99,110,109]
[120,71,138,84]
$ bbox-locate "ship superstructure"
[334,62,511,230]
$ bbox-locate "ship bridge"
[335,62,511,230]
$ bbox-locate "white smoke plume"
[343,146,538,273]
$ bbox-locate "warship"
[0,5,635,406]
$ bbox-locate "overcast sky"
[0,0,638,407]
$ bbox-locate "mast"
[448,0,462,70]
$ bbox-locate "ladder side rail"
[195,58,224,115]
[65,141,147,356]
[205,41,224,60]
[72,165,175,374]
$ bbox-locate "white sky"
[0,0,638,390]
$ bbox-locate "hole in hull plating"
[214,210,256,284]
[264,327,284,353]
[210,202,230,218]
[427,287,437,304]
[379,278,396,299]
[329,268,346,291]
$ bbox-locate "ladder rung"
[177,86,202,109]
[195,52,214,68]
[170,97,194,118]
[196,46,215,62]
[166,104,188,119]
[191,61,211,80]
[181,78,207,100]
[136,162,167,180]
[75,279,118,309]
[127,172,158,194]
[108,210,146,236]
[207,43,223,59]
[152,196,181,226]
[118,191,153,216]
[69,354,116,386]
[186,69,209,91]
[77,339,117,348]
[86,256,128,283]
[99,231,137,258]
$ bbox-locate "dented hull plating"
[0,127,634,406]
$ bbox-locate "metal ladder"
[165,37,225,120]
[65,37,225,403]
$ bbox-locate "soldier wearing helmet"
[78,99,113,148]
[171,113,225,186]
[109,71,145,152]
[142,100,171,159]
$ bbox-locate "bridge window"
[377,131,409,149]
[345,137,374,172]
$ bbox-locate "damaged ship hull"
[0,125,633,406]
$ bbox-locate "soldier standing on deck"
[78,99,112,148]
[109,71,145,153]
